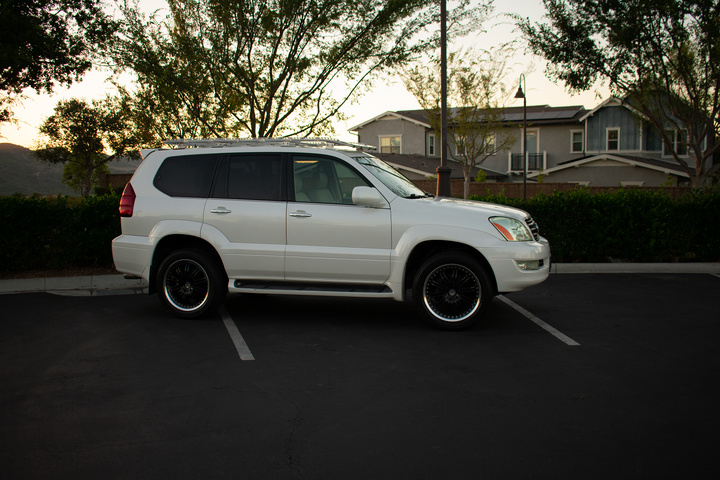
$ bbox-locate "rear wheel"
[156,249,227,318]
[412,252,493,330]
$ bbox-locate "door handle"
[289,211,312,218]
[211,208,232,214]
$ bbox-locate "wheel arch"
[403,240,498,297]
[149,234,224,295]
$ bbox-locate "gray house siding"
[643,124,664,152]
[586,106,642,152]
[356,117,426,155]
[544,163,674,186]
[499,124,587,172]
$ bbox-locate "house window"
[380,136,401,154]
[607,128,619,151]
[571,131,584,153]
[428,134,435,156]
[484,134,496,154]
[663,130,688,156]
[455,136,467,156]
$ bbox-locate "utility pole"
[515,74,527,201]
[436,0,452,197]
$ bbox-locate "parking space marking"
[711,273,720,279]
[219,306,255,361]
[497,295,580,346]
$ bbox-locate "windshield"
[352,155,432,198]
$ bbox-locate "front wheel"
[156,249,227,319]
[412,252,493,330]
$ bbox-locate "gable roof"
[349,105,589,133]
[348,111,431,132]
[527,154,691,179]
[578,96,647,122]
[373,153,512,181]
[397,105,588,125]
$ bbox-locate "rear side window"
[153,154,219,197]
[213,154,283,201]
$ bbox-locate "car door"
[285,154,392,284]
[201,153,287,280]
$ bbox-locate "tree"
[403,46,521,199]
[516,0,720,188]
[34,97,142,196]
[0,0,118,122]
[111,0,487,141]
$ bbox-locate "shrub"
[0,193,121,272]
[1,188,717,274]
[470,188,720,263]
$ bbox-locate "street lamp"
[515,74,527,201]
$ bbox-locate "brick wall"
[410,180,693,200]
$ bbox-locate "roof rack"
[163,137,377,151]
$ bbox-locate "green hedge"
[470,188,720,263]
[1,189,718,273]
[0,194,121,272]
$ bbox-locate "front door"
[285,155,392,284]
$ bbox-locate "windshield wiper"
[406,193,434,199]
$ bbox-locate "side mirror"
[352,186,388,208]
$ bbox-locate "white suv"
[112,139,550,330]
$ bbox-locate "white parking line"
[219,306,255,360]
[711,273,720,279]
[497,295,580,346]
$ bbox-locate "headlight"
[489,217,534,241]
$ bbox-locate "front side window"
[380,136,401,154]
[607,128,619,151]
[154,154,219,198]
[293,156,370,204]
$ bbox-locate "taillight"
[119,183,136,217]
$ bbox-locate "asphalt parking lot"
[2,273,719,479]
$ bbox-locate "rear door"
[201,153,287,280]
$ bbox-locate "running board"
[231,279,392,296]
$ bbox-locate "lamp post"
[436,0,452,197]
[514,74,527,201]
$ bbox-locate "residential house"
[530,97,695,186]
[349,98,702,186]
[349,105,589,183]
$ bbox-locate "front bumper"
[482,236,551,292]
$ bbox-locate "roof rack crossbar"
[162,137,377,151]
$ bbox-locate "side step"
[232,280,392,294]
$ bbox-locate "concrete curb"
[550,263,720,274]
[0,274,148,296]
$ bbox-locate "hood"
[413,196,530,220]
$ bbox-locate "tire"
[156,249,227,319]
[412,251,493,330]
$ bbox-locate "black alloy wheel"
[156,249,227,318]
[412,251,493,330]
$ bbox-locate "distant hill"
[0,143,142,196]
